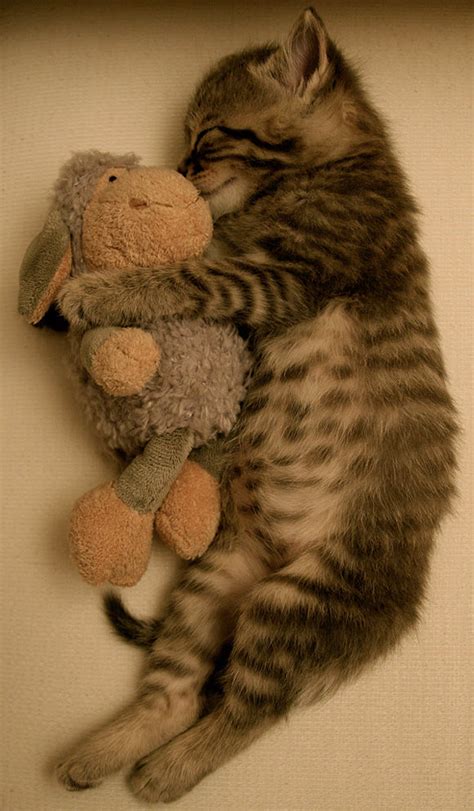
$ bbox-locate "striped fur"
[57,8,458,802]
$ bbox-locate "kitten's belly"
[229,303,365,553]
[231,409,348,555]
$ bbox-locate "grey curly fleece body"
[54,150,251,460]
[68,321,250,459]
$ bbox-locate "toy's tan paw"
[90,328,160,396]
[69,482,153,586]
[155,461,220,560]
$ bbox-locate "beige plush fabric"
[69,482,154,587]
[81,327,161,396]
[156,460,221,559]
[82,167,213,269]
[1,2,472,810]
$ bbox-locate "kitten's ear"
[284,7,329,93]
[254,8,330,97]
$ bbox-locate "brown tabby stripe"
[304,445,334,464]
[362,321,437,347]
[365,347,445,373]
[368,382,452,407]
[247,432,267,448]
[215,280,234,312]
[147,654,195,678]
[244,395,269,414]
[252,369,274,388]
[242,264,284,317]
[329,363,353,380]
[206,268,255,318]
[272,454,298,466]
[284,400,312,419]
[282,425,307,442]
[178,577,222,600]
[279,362,311,382]
[232,647,288,682]
[179,268,213,296]
[217,126,298,153]
[319,389,353,408]
[159,625,217,663]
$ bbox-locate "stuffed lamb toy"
[18,151,250,587]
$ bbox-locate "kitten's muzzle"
[178,152,203,179]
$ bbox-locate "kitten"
[57,8,458,802]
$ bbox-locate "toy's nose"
[129,197,148,209]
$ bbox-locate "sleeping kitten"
[57,8,458,802]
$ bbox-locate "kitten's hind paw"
[128,743,203,804]
[56,757,102,792]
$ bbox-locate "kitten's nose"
[177,156,190,177]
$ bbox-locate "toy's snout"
[129,197,148,210]
[82,166,213,272]
[96,167,201,210]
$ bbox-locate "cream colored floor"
[1,2,472,809]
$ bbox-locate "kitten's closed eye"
[178,123,298,219]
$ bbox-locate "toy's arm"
[58,252,314,331]
[80,327,161,396]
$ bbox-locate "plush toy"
[18,151,250,587]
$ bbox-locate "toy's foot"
[88,328,160,396]
[155,461,220,559]
[69,482,153,586]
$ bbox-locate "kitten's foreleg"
[58,255,309,330]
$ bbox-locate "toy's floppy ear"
[18,207,72,325]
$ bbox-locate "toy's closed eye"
[109,176,118,182]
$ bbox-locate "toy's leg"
[70,429,194,587]
[155,438,226,560]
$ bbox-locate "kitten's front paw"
[58,272,119,329]
[56,755,103,792]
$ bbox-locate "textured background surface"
[1,2,472,809]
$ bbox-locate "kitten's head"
[179,7,382,219]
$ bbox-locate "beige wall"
[1,2,472,809]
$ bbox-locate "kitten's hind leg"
[56,538,268,791]
[127,552,348,802]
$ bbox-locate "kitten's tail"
[102,592,161,648]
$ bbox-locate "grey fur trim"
[53,150,140,274]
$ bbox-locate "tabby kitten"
[57,8,457,802]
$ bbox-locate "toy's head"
[18,151,213,326]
